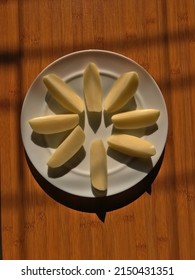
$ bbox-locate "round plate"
[21,49,168,198]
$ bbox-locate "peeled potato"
[90,139,107,191]
[43,73,84,114]
[103,71,139,113]
[111,109,160,129]
[47,126,85,168]
[29,114,79,134]
[107,134,156,158]
[83,63,102,112]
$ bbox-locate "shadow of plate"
[25,147,165,221]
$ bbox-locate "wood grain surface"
[0,0,195,260]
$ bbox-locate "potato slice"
[83,63,102,112]
[29,114,79,134]
[111,109,160,129]
[47,126,85,168]
[107,134,156,158]
[103,71,139,113]
[90,139,107,191]
[43,73,84,114]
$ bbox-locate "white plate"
[21,49,168,198]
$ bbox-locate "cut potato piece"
[103,71,139,113]
[90,139,107,191]
[29,114,79,134]
[83,63,102,112]
[111,109,160,129]
[107,134,156,158]
[47,126,85,168]
[43,73,84,114]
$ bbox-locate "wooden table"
[0,0,195,260]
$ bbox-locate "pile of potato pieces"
[29,63,160,192]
